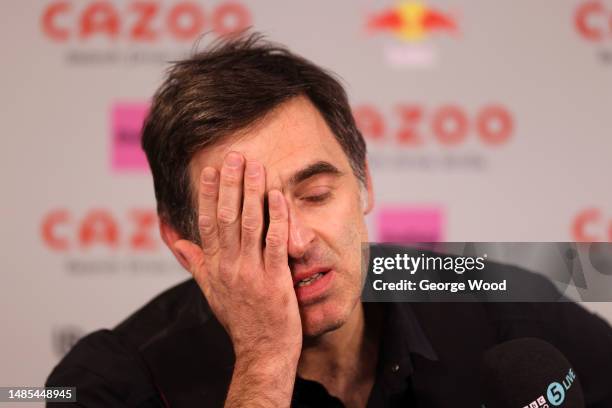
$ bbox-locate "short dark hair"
[141,32,366,242]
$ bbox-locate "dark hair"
[141,32,366,242]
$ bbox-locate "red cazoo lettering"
[574,1,612,41]
[41,208,160,251]
[353,104,514,146]
[572,208,612,241]
[41,1,251,42]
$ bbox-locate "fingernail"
[246,161,260,177]
[225,152,243,168]
[202,167,217,183]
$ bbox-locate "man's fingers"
[198,166,220,257]
[264,190,289,274]
[241,160,265,259]
[217,152,245,255]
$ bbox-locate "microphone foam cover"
[481,337,584,408]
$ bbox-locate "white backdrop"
[1,0,611,392]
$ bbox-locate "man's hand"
[174,152,301,407]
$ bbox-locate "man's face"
[189,96,372,337]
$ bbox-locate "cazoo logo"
[572,208,612,241]
[41,208,160,252]
[41,1,251,42]
[574,0,612,42]
[353,103,514,147]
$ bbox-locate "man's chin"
[301,318,345,338]
[298,301,349,338]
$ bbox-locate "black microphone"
[480,338,585,408]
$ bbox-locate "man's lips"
[293,267,335,304]
[292,267,332,287]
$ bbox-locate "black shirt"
[46,278,612,407]
[293,301,437,407]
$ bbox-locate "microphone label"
[546,382,565,406]
[522,368,577,407]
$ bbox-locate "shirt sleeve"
[45,329,165,408]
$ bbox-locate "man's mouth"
[296,272,325,287]
[292,268,334,303]
[292,267,331,287]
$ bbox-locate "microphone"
[480,338,584,408]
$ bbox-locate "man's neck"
[297,303,383,407]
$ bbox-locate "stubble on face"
[297,189,369,338]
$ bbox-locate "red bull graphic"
[366,1,459,68]
[367,1,457,42]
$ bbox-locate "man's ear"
[159,219,192,271]
[363,159,374,215]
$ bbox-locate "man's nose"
[287,207,315,260]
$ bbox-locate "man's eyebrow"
[288,161,343,186]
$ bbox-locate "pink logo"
[111,102,149,171]
[377,207,444,243]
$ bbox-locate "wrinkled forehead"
[189,96,352,191]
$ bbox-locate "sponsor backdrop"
[1,0,611,391]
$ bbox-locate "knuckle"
[265,232,284,248]
[241,236,257,252]
[220,171,240,187]
[200,184,218,199]
[218,233,235,250]
[217,207,238,225]
[198,215,216,236]
[202,241,219,256]
[270,212,287,225]
[268,210,287,223]
[244,181,261,194]
[241,216,261,233]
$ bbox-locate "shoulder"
[414,300,612,404]
[46,278,219,407]
[113,278,213,349]
[46,329,162,407]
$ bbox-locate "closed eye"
[302,191,332,203]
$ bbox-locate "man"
[47,33,612,407]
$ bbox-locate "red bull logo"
[367,1,458,42]
[365,2,459,68]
